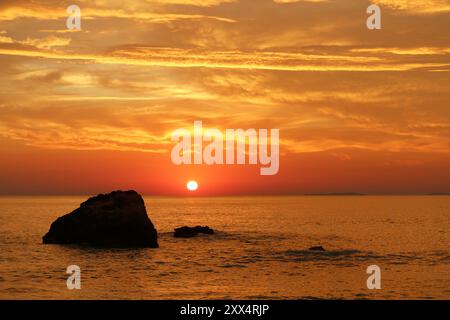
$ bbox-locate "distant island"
[303,193,450,196]
[304,193,365,196]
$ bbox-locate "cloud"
[1,65,449,156]
[1,43,449,72]
[374,0,450,14]
[351,47,450,55]
[0,32,71,49]
[0,2,235,22]
[0,0,449,158]
[273,0,328,2]
[140,0,236,6]
[21,35,71,49]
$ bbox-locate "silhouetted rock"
[174,226,214,238]
[43,190,158,248]
[309,246,326,251]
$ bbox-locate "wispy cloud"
[0,2,235,22]
[1,44,448,72]
[374,0,450,14]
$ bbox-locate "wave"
[154,230,448,267]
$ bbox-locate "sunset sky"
[0,0,449,195]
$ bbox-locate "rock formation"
[309,246,326,251]
[174,226,214,238]
[43,190,158,248]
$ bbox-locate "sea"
[0,195,449,299]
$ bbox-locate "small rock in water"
[174,226,214,238]
[309,246,326,251]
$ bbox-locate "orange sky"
[0,0,449,195]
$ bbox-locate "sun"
[186,180,198,191]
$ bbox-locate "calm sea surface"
[0,196,449,299]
